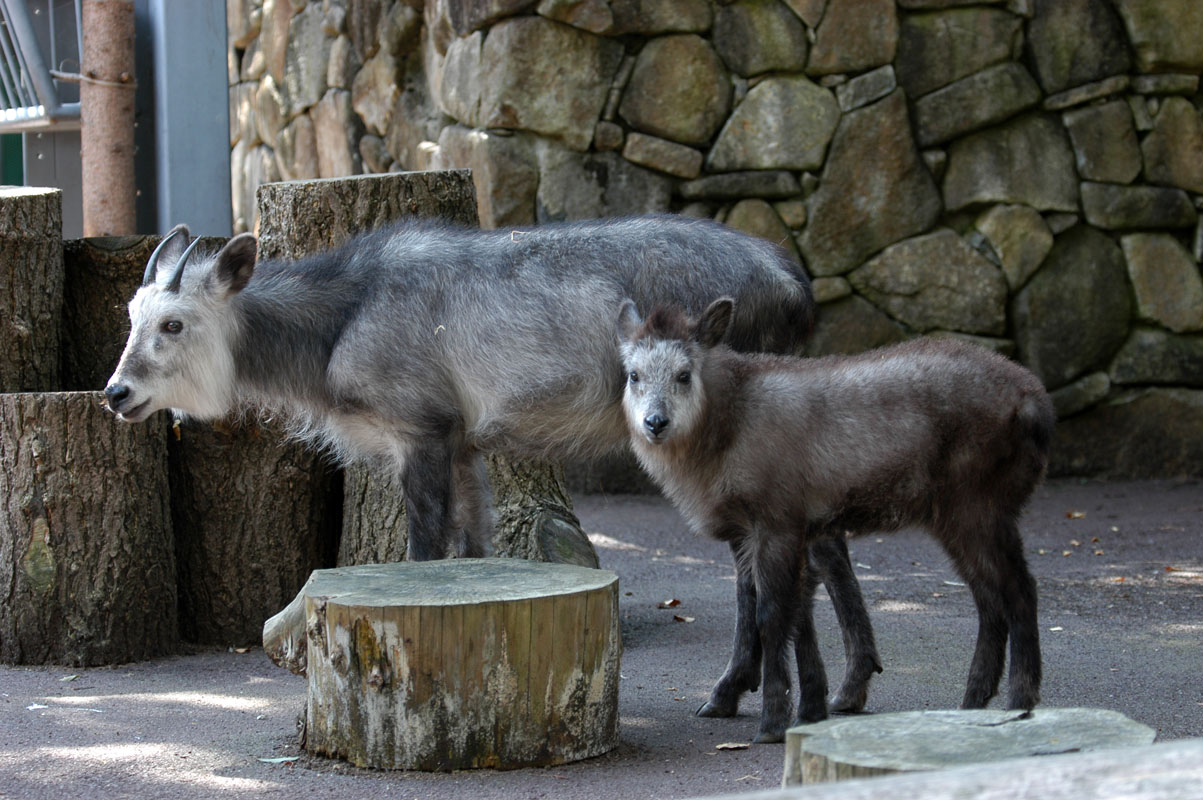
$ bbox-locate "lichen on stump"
[283,559,620,770]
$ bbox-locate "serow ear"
[694,297,734,348]
[212,233,258,297]
[617,299,642,341]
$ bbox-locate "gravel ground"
[1,478,1200,800]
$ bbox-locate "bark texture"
[170,418,342,646]
[297,560,620,770]
[0,392,177,665]
[1,187,63,392]
[80,0,137,236]
[255,170,479,260]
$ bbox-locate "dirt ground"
[1,478,1201,800]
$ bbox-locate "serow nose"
[104,384,130,410]
[644,414,669,436]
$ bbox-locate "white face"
[104,283,237,422]
[621,338,704,445]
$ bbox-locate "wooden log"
[284,559,620,770]
[782,708,1157,787]
[169,417,342,646]
[0,187,63,393]
[0,391,177,665]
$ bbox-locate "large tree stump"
[1,187,63,392]
[276,559,620,770]
[169,418,342,646]
[782,708,1157,787]
[0,391,177,665]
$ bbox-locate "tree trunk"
[169,417,342,646]
[1,187,63,393]
[293,559,620,770]
[255,170,480,260]
[0,392,177,665]
[80,0,136,236]
[782,708,1158,786]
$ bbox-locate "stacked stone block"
[227,0,1203,477]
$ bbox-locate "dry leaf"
[658,598,682,609]
[673,615,695,623]
[1069,539,1081,547]
[1165,566,1181,572]
[1062,550,1073,557]
[1094,550,1105,556]
[1066,511,1086,519]
[1114,576,1126,583]
[716,742,750,751]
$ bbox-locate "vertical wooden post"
[80,0,137,236]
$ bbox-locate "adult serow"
[103,216,881,711]
[618,297,1054,743]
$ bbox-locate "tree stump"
[782,708,1157,787]
[278,559,621,770]
[169,417,342,646]
[0,391,177,665]
[1,187,63,392]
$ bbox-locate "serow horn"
[142,226,186,286]
[166,236,204,294]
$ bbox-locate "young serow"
[618,297,1055,743]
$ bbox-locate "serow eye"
[162,320,183,334]
[627,371,639,384]
[676,371,691,385]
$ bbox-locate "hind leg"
[447,449,493,558]
[809,536,882,712]
[943,517,1040,710]
[997,519,1041,710]
[699,540,761,718]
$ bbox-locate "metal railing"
[0,0,81,131]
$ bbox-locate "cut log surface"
[293,559,621,771]
[0,391,177,665]
[782,708,1157,786]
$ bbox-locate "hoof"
[829,686,868,714]
[753,729,784,744]
[697,700,737,718]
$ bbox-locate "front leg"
[698,540,761,718]
[753,533,808,743]
[401,437,455,561]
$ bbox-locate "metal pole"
[80,0,135,235]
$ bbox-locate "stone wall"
[227,0,1203,477]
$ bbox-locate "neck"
[228,259,362,419]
